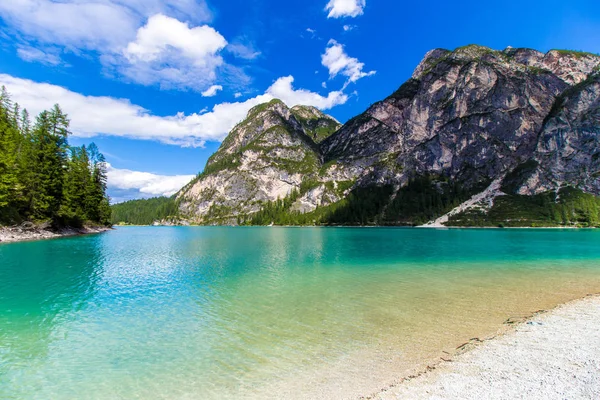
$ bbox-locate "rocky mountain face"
[177,46,600,226]
[517,73,600,195]
[177,100,342,223]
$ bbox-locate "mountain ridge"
[112,45,600,227]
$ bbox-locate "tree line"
[111,197,179,225]
[0,86,111,227]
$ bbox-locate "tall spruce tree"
[0,87,19,214]
[59,145,91,226]
[0,86,111,227]
[86,143,111,224]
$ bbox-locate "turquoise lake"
[2,227,600,399]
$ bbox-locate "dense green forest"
[243,178,600,227]
[111,196,178,225]
[448,188,600,227]
[0,86,111,227]
[246,177,476,226]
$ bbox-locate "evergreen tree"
[59,146,91,226]
[0,87,19,212]
[86,143,111,224]
[0,87,111,227]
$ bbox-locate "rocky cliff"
[177,100,342,223]
[177,45,600,227]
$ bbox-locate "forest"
[111,196,179,225]
[0,86,111,228]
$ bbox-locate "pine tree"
[15,108,33,215]
[86,143,111,224]
[27,107,70,222]
[0,87,20,218]
[0,87,111,227]
[59,146,91,226]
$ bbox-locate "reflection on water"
[1,227,600,399]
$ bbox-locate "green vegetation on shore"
[0,86,111,228]
[238,181,600,228]
[111,196,178,225]
[449,188,600,227]
[244,176,477,226]
[108,178,600,228]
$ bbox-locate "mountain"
[176,100,342,224]
[168,46,600,227]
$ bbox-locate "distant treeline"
[0,86,111,227]
[111,196,178,225]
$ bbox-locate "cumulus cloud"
[124,14,226,63]
[0,73,347,147]
[0,1,236,92]
[16,45,63,66]
[325,0,365,18]
[234,92,243,98]
[0,0,211,52]
[201,85,223,97]
[321,40,375,88]
[267,76,347,109]
[106,164,194,202]
[117,14,227,90]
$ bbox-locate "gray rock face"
[322,46,600,192]
[177,100,342,223]
[518,74,600,195]
[178,45,600,224]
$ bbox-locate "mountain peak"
[246,99,288,119]
[411,45,600,85]
[176,45,600,227]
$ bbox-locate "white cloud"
[124,14,225,63]
[343,24,357,32]
[118,14,227,91]
[322,39,375,88]
[201,85,223,97]
[267,76,347,110]
[0,2,234,92]
[106,164,194,200]
[227,38,261,60]
[304,28,319,40]
[16,45,63,66]
[0,0,211,52]
[234,92,243,98]
[325,0,365,18]
[0,0,137,52]
[0,74,347,147]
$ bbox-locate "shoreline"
[114,223,598,229]
[371,293,600,399]
[0,225,112,244]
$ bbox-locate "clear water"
[1,227,600,399]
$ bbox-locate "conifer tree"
[0,87,111,227]
[86,143,111,224]
[59,146,91,226]
[0,87,19,212]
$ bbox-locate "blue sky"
[0,0,598,202]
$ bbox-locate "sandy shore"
[0,224,112,244]
[374,295,600,400]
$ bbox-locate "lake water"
[1,227,600,399]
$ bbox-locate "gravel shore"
[0,224,111,244]
[375,295,600,400]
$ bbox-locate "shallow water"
[1,227,600,399]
